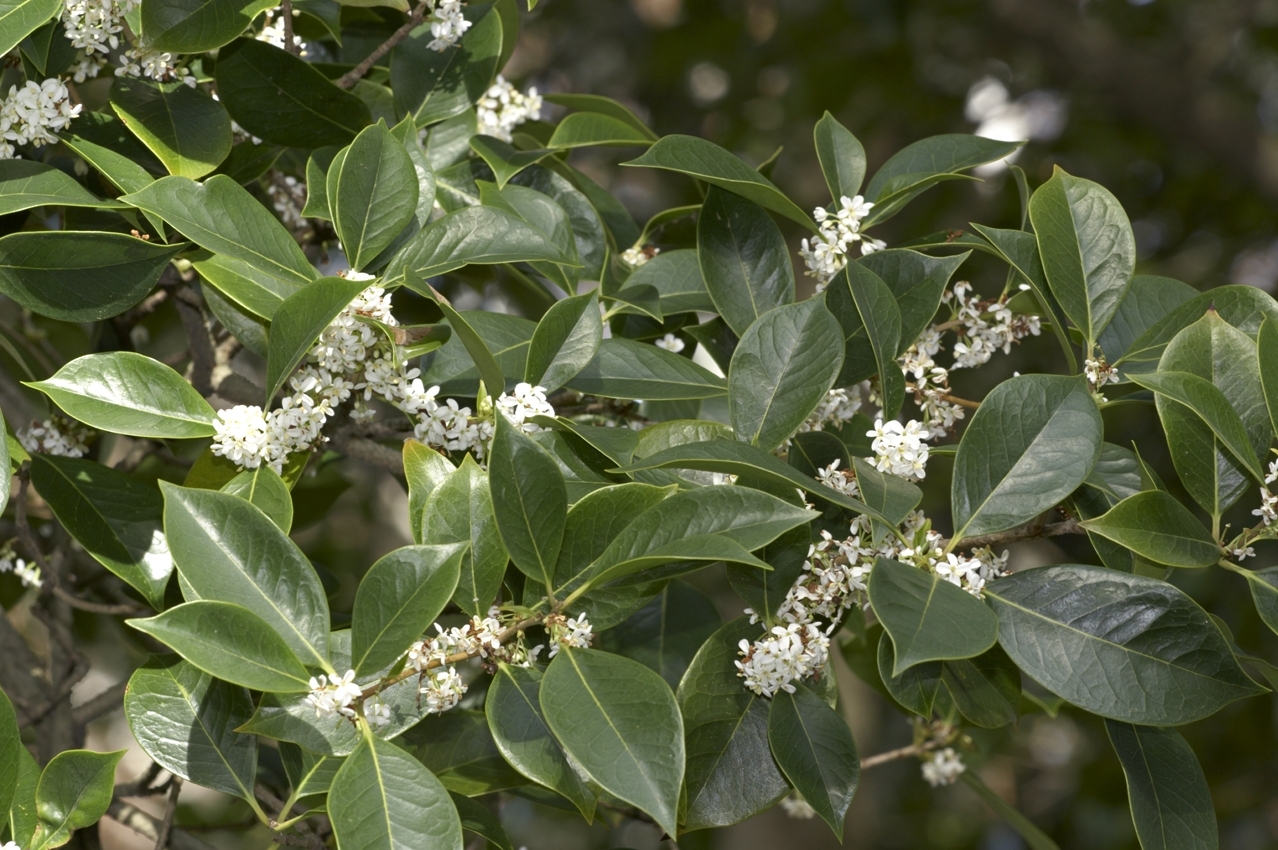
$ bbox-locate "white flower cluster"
[496,382,555,433]
[62,0,136,55]
[799,194,885,289]
[18,417,90,458]
[654,333,685,353]
[408,615,505,671]
[363,697,391,727]
[921,747,966,787]
[1254,459,1278,526]
[620,244,658,267]
[258,7,306,54]
[945,282,1041,370]
[0,79,81,158]
[735,622,831,697]
[868,418,931,481]
[934,546,1009,597]
[1084,356,1119,392]
[420,667,468,714]
[428,0,471,51]
[779,792,817,820]
[0,545,42,590]
[545,613,593,658]
[797,386,862,435]
[303,670,363,720]
[476,75,542,142]
[116,48,196,87]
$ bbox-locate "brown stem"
[936,391,980,410]
[335,1,430,89]
[281,0,299,55]
[107,800,217,850]
[174,286,216,397]
[51,586,146,616]
[950,517,1082,552]
[860,741,940,769]
[73,679,130,725]
[154,776,183,850]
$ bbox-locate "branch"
[949,517,1082,552]
[73,679,129,725]
[107,800,218,850]
[281,0,299,55]
[51,586,147,616]
[860,740,944,770]
[154,777,183,850]
[335,1,430,89]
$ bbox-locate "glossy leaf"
[869,557,999,675]
[30,454,171,609]
[623,248,714,314]
[1106,721,1218,850]
[814,111,866,199]
[540,648,684,837]
[329,733,464,850]
[858,248,967,354]
[331,121,419,270]
[450,792,514,850]
[0,160,123,215]
[0,0,59,58]
[1028,167,1136,344]
[863,134,1021,224]
[824,262,904,393]
[280,742,341,801]
[987,564,1265,725]
[525,291,603,392]
[265,276,369,402]
[161,483,330,668]
[623,134,814,230]
[1078,491,1218,568]
[0,687,18,819]
[678,617,790,830]
[1234,567,1278,638]
[1098,275,1199,364]
[142,0,274,52]
[597,581,721,688]
[878,636,1021,729]
[422,456,507,616]
[221,466,293,533]
[31,749,125,850]
[567,337,727,400]
[489,411,567,589]
[405,439,455,543]
[350,543,465,675]
[390,1,502,126]
[111,78,231,178]
[768,684,859,840]
[552,482,673,595]
[729,298,844,452]
[951,374,1103,540]
[124,656,257,801]
[0,230,183,321]
[128,601,313,692]
[11,745,39,849]
[697,186,794,336]
[409,709,527,796]
[420,310,534,397]
[486,665,598,818]
[544,93,657,140]
[215,38,370,148]
[28,351,215,438]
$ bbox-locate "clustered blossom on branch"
[799,194,886,288]
[0,79,81,159]
[921,747,966,787]
[620,244,658,267]
[17,416,90,458]
[476,75,543,142]
[1084,356,1120,393]
[0,544,42,590]
[428,0,471,51]
[1253,459,1278,526]
[211,274,556,472]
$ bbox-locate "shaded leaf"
[1078,491,1218,568]
[696,186,794,336]
[768,684,859,840]
[1106,721,1218,850]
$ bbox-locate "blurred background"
[9,0,1278,848]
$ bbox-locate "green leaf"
[623,135,815,231]
[1098,275,1198,364]
[408,709,527,796]
[265,276,370,403]
[489,411,567,590]
[597,581,721,688]
[566,337,727,400]
[124,656,257,801]
[863,134,1021,225]
[111,78,231,179]
[576,486,815,590]
[868,557,998,675]
[28,351,216,439]
[390,1,502,126]
[851,456,922,530]
[350,543,465,676]
[0,160,124,215]
[128,601,313,692]
[1105,721,1218,850]
[986,564,1265,725]
[332,122,420,270]
[1119,285,1278,370]
[60,132,154,197]
[0,0,59,58]
[552,482,673,593]
[485,665,598,818]
[221,466,293,533]
[524,291,603,392]
[0,230,183,321]
[0,688,19,819]
[1028,167,1136,345]
[450,792,514,850]
[433,298,507,401]
[959,772,1061,850]
[1259,318,1278,439]
[404,439,455,544]
[142,0,274,52]
[387,205,575,286]
[696,186,794,336]
[729,298,845,452]
[678,617,789,830]
[540,648,684,837]
[814,111,866,199]
[280,742,341,800]
[1078,491,1218,568]
[422,456,507,616]
[216,38,371,148]
[1232,567,1278,639]
[30,454,171,609]
[161,483,330,668]
[195,253,306,320]
[419,310,534,397]
[623,249,714,314]
[543,93,658,141]
[768,684,859,840]
[858,248,967,355]
[877,636,1021,729]
[31,749,125,850]
[824,262,904,393]
[329,733,463,850]
[548,112,653,148]
[11,745,40,849]
[951,374,1102,540]
[469,134,555,187]
[124,174,316,285]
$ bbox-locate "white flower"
[1254,488,1278,526]
[779,792,817,820]
[495,383,555,434]
[800,195,878,288]
[115,47,196,87]
[621,244,657,267]
[867,418,931,481]
[420,667,467,714]
[548,614,592,658]
[257,6,308,54]
[735,622,830,697]
[18,417,90,457]
[797,386,862,435]
[0,547,42,590]
[0,78,81,154]
[304,670,362,719]
[62,0,137,54]
[428,0,471,51]
[921,748,966,787]
[654,333,685,353]
[363,698,391,727]
[476,75,541,142]
[1084,357,1119,390]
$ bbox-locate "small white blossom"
[0,78,82,155]
[476,75,541,142]
[1084,356,1120,391]
[62,0,137,54]
[0,546,41,590]
[654,333,685,353]
[428,0,471,50]
[303,670,362,719]
[621,244,657,267]
[18,417,90,457]
[420,666,467,714]
[735,622,830,697]
[779,792,817,819]
[495,382,555,434]
[115,47,196,87]
[797,386,862,435]
[868,418,931,481]
[363,698,391,727]
[800,195,878,288]
[921,748,966,787]
[547,613,592,658]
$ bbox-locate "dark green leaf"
[470,134,555,187]
[280,742,341,800]
[552,482,673,593]
[878,636,1021,729]
[597,581,721,688]
[124,656,257,800]
[696,186,794,336]
[525,291,602,392]
[951,374,1102,540]
[1078,491,1218,568]
[1232,567,1278,639]
[331,121,420,270]
[814,111,866,199]
[729,298,845,451]
[863,134,1021,225]
[143,0,274,52]
[543,93,657,141]
[540,648,684,837]
[0,160,124,215]
[390,2,502,126]
[0,687,18,818]
[111,78,231,179]
[857,248,967,354]
[419,310,534,397]
[1098,275,1198,364]
[28,351,215,438]
[265,276,370,403]
[422,455,507,616]
[566,337,727,400]
[1119,285,1278,370]
[768,684,859,840]
[30,454,171,609]
[11,745,40,849]
[623,249,713,314]
[1106,721,1218,850]
[31,749,125,850]
[404,439,455,544]
[450,792,514,850]
[408,709,527,796]
[221,466,293,533]
[489,411,567,589]
[987,564,1265,725]
[824,262,904,392]
[548,111,653,148]
[0,0,59,58]
[195,253,306,320]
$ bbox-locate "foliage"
[0,2,1274,849]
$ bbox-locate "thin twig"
[335,1,429,89]
[73,679,130,726]
[107,800,218,850]
[860,741,942,769]
[51,586,146,616]
[936,391,981,410]
[155,777,183,849]
[281,0,299,55]
[950,517,1082,552]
